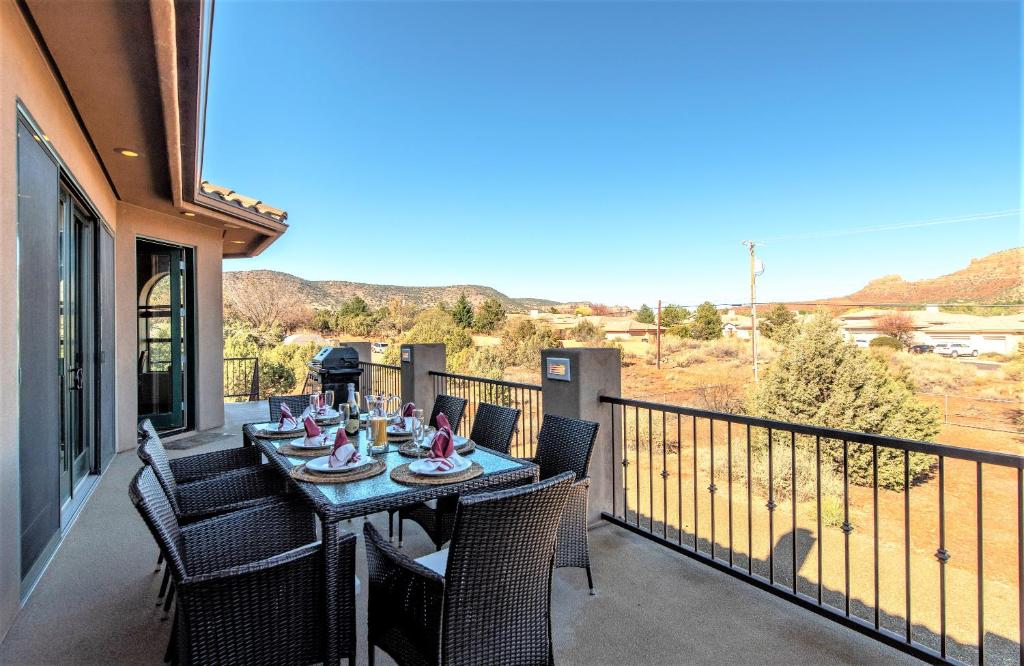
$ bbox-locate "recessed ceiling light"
[181,211,196,217]
[116,148,139,158]
[229,240,245,244]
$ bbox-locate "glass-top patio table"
[242,421,539,663]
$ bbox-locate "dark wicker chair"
[136,420,285,524]
[364,472,575,666]
[130,465,358,665]
[138,419,262,483]
[395,403,521,548]
[534,414,600,594]
[137,420,287,611]
[429,394,467,433]
[268,394,315,422]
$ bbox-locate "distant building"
[838,306,1023,353]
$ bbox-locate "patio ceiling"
[21,0,286,257]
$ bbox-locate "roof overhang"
[20,0,286,257]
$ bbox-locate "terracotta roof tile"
[200,180,288,223]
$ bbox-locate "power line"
[658,301,1024,310]
[756,209,1020,243]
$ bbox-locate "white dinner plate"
[306,455,372,474]
[262,422,303,434]
[288,435,333,450]
[417,434,468,450]
[408,455,471,476]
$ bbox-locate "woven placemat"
[278,443,332,458]
[289,457,387,484]
[254,427,306,439]
[390,461,483,486]
[397,439,475,458]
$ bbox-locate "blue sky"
[205,0,1021,307]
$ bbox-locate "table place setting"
[392,413,482,485]
[289,425,386,484]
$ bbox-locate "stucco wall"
[0,0,119,641]
[115,202,225,451]
[0,0,227,642]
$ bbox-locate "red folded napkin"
[279,402,296,427]
[329,429,360,468]
[403,402,416,417]
[303,416,322,438]
[428,414,455,470]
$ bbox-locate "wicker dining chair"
[533,414,600,594]
[268,394,315,422]
[429,394,467,433]
[138,419,262,483]
[395,403,521,549]
[136,420,285,524]
[364,472,575,666]
[130,465,358,665]
[137,420,287,611]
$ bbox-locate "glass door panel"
[137,242,185,431]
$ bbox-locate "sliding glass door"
[58,191,95,507]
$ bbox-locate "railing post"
[540,347,621,526]
[400,344,446,419]
[249,357,260,401]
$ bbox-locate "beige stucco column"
[399,344,446,420]
[540,347,622,525]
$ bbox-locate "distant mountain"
[223,270,563,313]
[826,248,1023,306]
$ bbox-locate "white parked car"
[933,342,979,358]
[371,342,389,354]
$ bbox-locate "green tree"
[869,336,902,351]
[636,304,655,324]
[760,304,797,341]
[473,298,506,333]
[568,319,604,344]
[660,305,688,328]
[451,293,474,329]
[690,302,723,340]
[384,308,473,369]
[748,313,939,489]
[339,296,370,318]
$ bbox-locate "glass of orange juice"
[369,416,389,454]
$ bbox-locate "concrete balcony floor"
[0,402,918,665]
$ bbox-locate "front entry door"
[58,193,95,507]
[137,241,186,431]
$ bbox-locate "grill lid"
[312,346,361,370]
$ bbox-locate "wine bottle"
[345,383,360,434]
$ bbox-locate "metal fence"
[919,392,1022,434]
[223,356,260,400]
[599,395,1024,665]
[430,371,543,459]
[358,362,401,398]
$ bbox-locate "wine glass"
[412,408,424,442]
[310,391,321,413]
[323,389,335,413]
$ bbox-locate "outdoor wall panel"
[16,118,61,578]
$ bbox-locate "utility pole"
[743,241,760,382]
[656,299,662,370]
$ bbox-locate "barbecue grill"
[306,346,363,408]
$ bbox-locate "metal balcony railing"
[358,361,401,399]
[599,395,1024,665]
[430,371,543,459]
[223,356,259,400]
